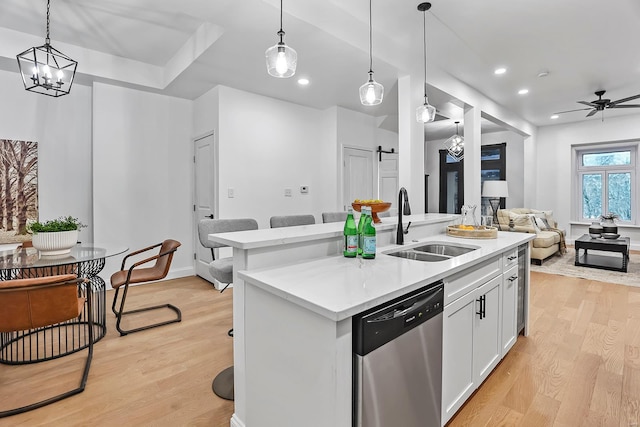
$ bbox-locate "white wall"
[192,87,394,229]
[536,113,640,247]
[0,69,93,241]
[93,82,194,283]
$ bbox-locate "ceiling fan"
[555,90,640,117]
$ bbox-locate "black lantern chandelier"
[16,0,77,97]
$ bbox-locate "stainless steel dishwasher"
[353,281,444,427]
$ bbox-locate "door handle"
[205,214,214,219]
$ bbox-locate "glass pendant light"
[444,121,464,161]
[359,0,383,106]
[416,2,436,123]
[265,0,297,78]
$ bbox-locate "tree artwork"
[0,139,38,244]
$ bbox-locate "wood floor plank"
[1,269,639,426]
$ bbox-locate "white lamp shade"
[265,43,297,78]
[482,180,509,198]
[416,102,436,123]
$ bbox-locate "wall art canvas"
[0,139,38,245]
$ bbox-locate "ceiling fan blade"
[586,109,598,117]
[578,101,597,107]
[553,107,592,114]
[609,94,640,106]
[608,104,640,108]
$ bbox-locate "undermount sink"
[385,242,478,262]
[412,243,477,257]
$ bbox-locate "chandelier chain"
[45,0,51,43]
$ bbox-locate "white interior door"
[343,147,375,210]
[193,132,217,283]
[379,153,399,215]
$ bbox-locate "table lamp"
[482,180,509,226]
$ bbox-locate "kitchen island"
[208,215,534,427]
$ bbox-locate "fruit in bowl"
[352,199,392,223]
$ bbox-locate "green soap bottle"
[362,208,376,259]
[343,207,358,258]
[357,206,368,255]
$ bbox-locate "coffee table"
[574,234,630,273]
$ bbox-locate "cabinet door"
[441,290,476,425]
[473,275,502,385]
[501,265,519,355]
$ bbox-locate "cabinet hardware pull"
[508,275,517,282]
[476,295,486,319]
[507,255,517,261]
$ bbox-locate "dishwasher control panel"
[353,281,444,356]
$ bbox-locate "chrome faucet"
[397,187,412,245]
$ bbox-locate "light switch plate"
[284,188,292,197]
[228,188,234,198]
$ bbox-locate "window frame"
[574,143,637,224]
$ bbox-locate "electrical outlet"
[300,186,309,194]
[284,188,292,197]
[228,188,234,198]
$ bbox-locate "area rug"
[530,248,640,287]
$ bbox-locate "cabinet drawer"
[444,256,501,306]
[502,248,518,270]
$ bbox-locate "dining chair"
[197,218,258,402]
[269,214,316,228]
[0,274,92,418]
[110,239,181,336]
[322,212,348,223]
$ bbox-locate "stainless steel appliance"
[353,281,444,427]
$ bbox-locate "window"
[576,145,636,223]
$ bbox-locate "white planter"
[31,230,79,256]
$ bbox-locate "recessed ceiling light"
[518,89,529,95]
[550,114,559,119]
[494,67,507,75]
[297,78,309,86]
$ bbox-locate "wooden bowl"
[352,202,392,223]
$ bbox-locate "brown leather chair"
[0,274,92,418]
[110,239,182,336]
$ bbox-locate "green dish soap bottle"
[362,208,376,259]
[343,207,358,258]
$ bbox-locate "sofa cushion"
[532,230,560,248]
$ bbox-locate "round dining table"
[0,243,127,364]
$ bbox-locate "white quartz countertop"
[238,231,534,322]
[208,213,457,249]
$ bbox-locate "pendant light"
[416,2,436,123]
[265,0,297,78]
[16,0,77,97]
[444,121,464,161]
[359,0,383,106]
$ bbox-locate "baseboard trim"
[230,414,245,427]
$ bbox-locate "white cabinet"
[442,248,522,426]
[501,264,519,355]
[473,275,502,384]
[442,285,476,423]
[442,270,502,424]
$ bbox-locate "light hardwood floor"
[1,272,639,426]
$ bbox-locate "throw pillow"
[532,209,556,228]
[534,216,548,230]
[509,212,537,231]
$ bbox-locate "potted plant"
[27,216,86,256]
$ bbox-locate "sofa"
[496,208,565,265]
